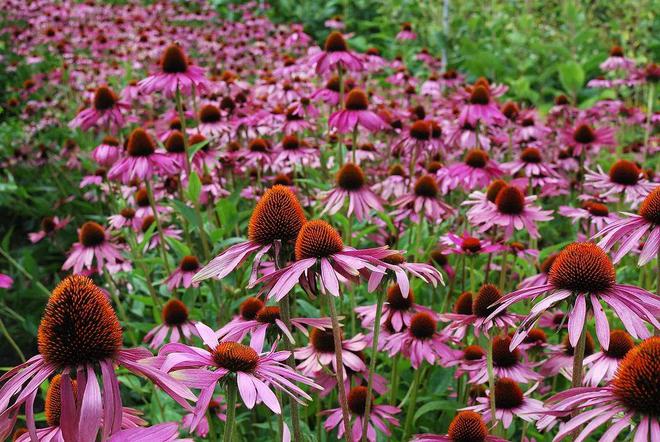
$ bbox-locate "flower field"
[0,1,658,441]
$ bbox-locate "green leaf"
[413,400,455,423]
[558,61,585,95]
[188,138,209,157]
[187,171,202,202]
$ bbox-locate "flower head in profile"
[0,276,195,441]
[28,216,69,243]
[308,31,363,74]
[384,312,454,368]
[599,45,636,71]
[445,149,504,192]
[295,328,368,377]
[583,329,635,386]
[539,337,660,441]
[563,120,616,155]
[322,386,400,441]
[193,185,307,284]
[138,44,208,97]
[392,175,454,223]
[585,159,655,207]
[329,88,386,134]
[463,335,542,384]
[595,185,660,265]
[144,299,201,349]
[412,410,508,442]
[489,242,660,351]
[62,221,123,274]
[396,22,417,40]
[167,256,200,290]
[459,84,505,126]
[107,127,177,184]
[320,163,383,221]
[69,85,129,132]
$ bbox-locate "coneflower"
[308,31,363,74]
[328,88,386,134]
[320,162,384,221]
[107,127,176,183]
[412,410,508,441]
[138,44,208,97]
[585,159,655,207]
[62,221,122,274]
[69,85,129,132]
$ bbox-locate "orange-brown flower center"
[492,336,520,368]
[200,104,221,123]
[612,337,660,416]
[414,175,439,198]
[608,160,640,185]
[165,131,186,153]
[464,149,489,168]
[573,124,595,144]
[454,292,474,315]
[347,386,371,415]
[409,312,436,340]
[161,44,188,73]
[494,378,524,409]
[638,187,660,224]
[240,297,265,320]
[447,411,489,442]
[162,299,189,325]
[127,128,156,157]
[212,342,259,372]
[495,185,525,215]
[387,284,414,311]
[310,328,336,353]
[336,163,365,190]
[604,330,635,359]
[473,284,502,318]
[93,86,117,111]
[79,221,105,247]
[294,220,344,260]
[344,89,369,111]
[247,185,307,246]
[548,242,616,293]
[324,31,348,52]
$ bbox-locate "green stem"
[402,364,424,441]
[0,316,25,362]
[105,272,138,346]
[360,287,386,442]
[643,82,655,161]
[486,330,498,434]
[144,179,172,274]
[569,319,588,440]
[0,247,51,297]
[207,409,218,442]
[223,380,238,442]
[278,295,303,442]
[498,252,509,291]
[327,293,353,442]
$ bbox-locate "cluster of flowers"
[1,0,659,441]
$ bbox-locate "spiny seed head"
[165,131,186,153]
[447,411,489,442]
[414,175,439,198]
[610,45,624,57]
[573,124,595,144]
[495,185,525,215]
[120,207,135,219]
[282,134,300,150]
[612,337,660,416]
[135,188,149,207]
[638,187,660,224]
[540,253,558,274]
[454,292,474,315]
[389,164,406,177]
[464,345,485,360]
[310,328,336,353]
[494,378,524,409]
[79,221,105,247]
[240,297,265,320]
[180,255,199,271]
[386,284,414,310]
[555,95,569,105]
[38,275,123,368]
[486,179,507,203]
[336,163,365,190]
[562,333,595,356]
[324,31,348,52]
[473,284,502,318]
[587,202,609,217]
[161,44,188,73]
[199,104,221,123]
[93,86,117,111]
[162,299,189,325]
[469,85,490,105]
[249,138,270,152]
[140,215,155,232]
[127,128,155,157]
[41,216,56,233]
[461,237,482,254]
[102,135,120,146]
[464,149,488,168]
[347,386,371,415]
[212,341,259,372]
[428,161,443,174]
[492,336,520,368]
[409,120,431,141]
[168,118,182,130]
[604,330,635,359]
[345,88,369,111]
[430,247,448,266]
[45,375,77,427]
[548,242,615,293]
[608,160,640,185]
[521,147,542,163]
[409,312,436,340]
[523,328,547,345]
[247,185,306,246]
[295,220,344,260]
[501,101,519,120]
[255,306,280,324]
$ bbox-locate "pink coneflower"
[412,410,508,442]
[514,109,551,142]
[373,164,408,200]
[320,163,383,221]
[393,120,433,157]
[282,106,314,133]
[396,22,417,40]
[488,242,660,351]
[273,134,318,169]
[166,256,200,290]
[392,175,454,223]
[600,45,636,71]
[583,329,635,386]
[68,85,129,132]
[241,138,273,169]
[459,84,505,126]
[252,219,395,300]
[329,88,386,133]
[355,284,439,332]
[325,16,345,29]
[440,232,504,257]
[502,147,558,180]
[182,396,227,437]
[308,31,363,74]
[108,207,141,231]
[193,185,307,284]
[62,221,123,274]
[585,160,655,207]
[0,276,195,441]
[322,386,400,441]
[384,312,453,368]
[446,149,503,191]
[595,185,660,265]
[563,120,616,155]
[310,75,352,106]
[138,215,182,252]
[157,330,320,429]
[470,184,553,239]
[92,135,121,167]
[144,299,200,350]
[138,44,208,98]
[440,285,522,339]
[107,128,177,184]
[462,378,545,428]
[559,201,619,236]
[295,328,368,376]
[539,337,659,441]
[216,304,332,351]
[519,253,558,289]
[464,335,542,384]
[197,104,231,138]
[0,273,12,289]
[163,130,187,172]
[28,216,69,243]
[107,422,190,442]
